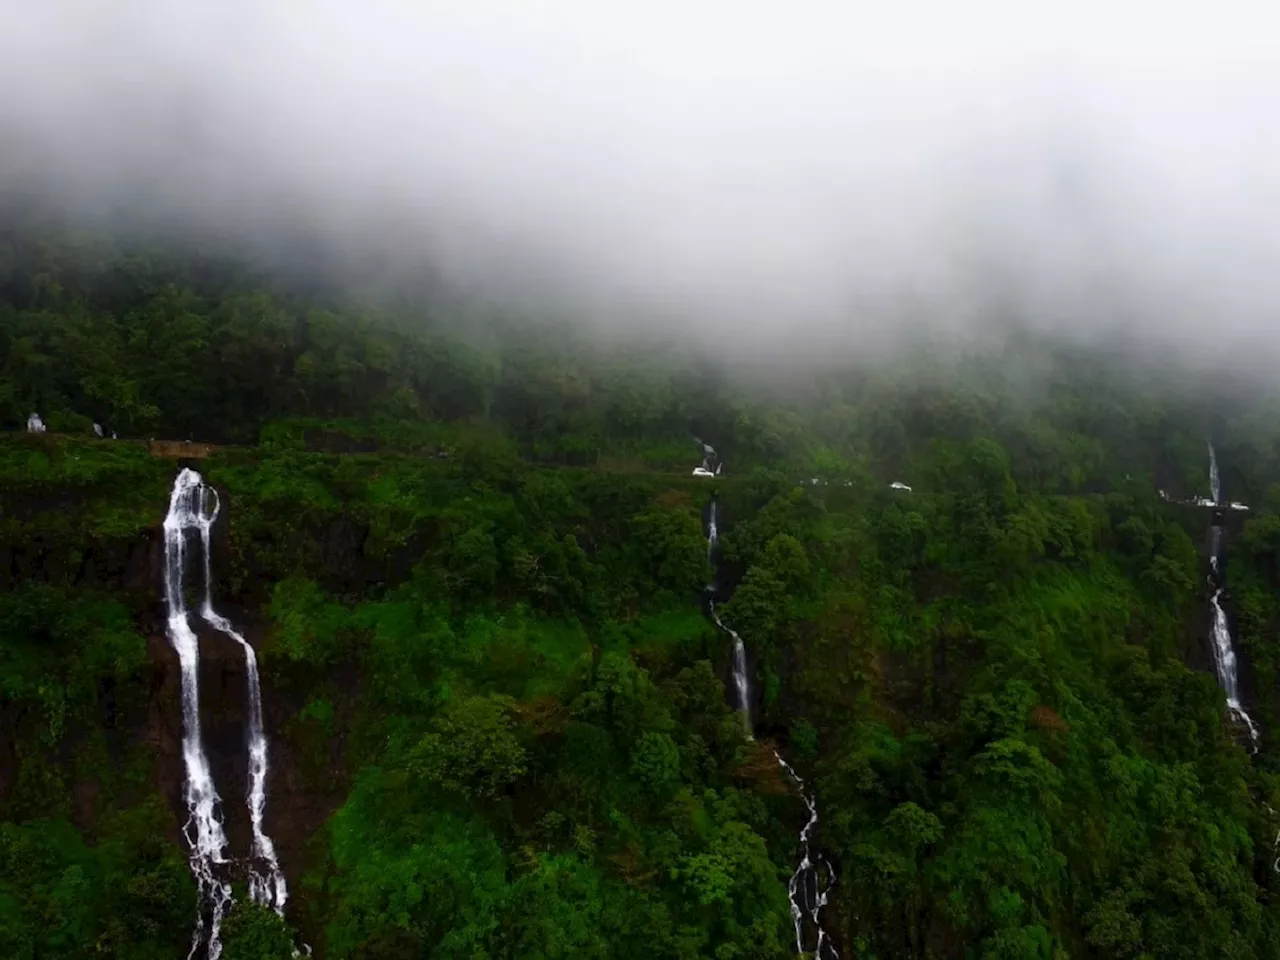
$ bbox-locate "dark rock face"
[0,528,159,593]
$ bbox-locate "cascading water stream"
[1205,446,1277,865]
[775,754,839,960]
[1203,447,1259,751]
[193,482,289,912]
[707,497,718,566]
[1208,526,1259,750]
[710,599,753,735]
[164,469,233,960]
[703,486,837,956]
[692,437,722,476]
[706,500,752,733]
[165,468,291,958]
[1209,441,1222,505]
[1209,589,1258,747]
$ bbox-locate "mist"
[4,0,1280,362]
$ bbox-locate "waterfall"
[702,489,836,955]
[1210,589,1258,745]
[702,442,715,471]
[775,754,839,960]
[164,470,233,960]
[705,498,751,732]
[693,437,721,476]
[1209,441,1221,504]
[1209,583,1259,750]
[193,483,289,912]
[707,499,719,566]
[710,600,753,734]
[164,468,290,958]
[1205,456,1259,751]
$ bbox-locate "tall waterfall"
[164,470,233,960]
[164,468,289,958]
[703,490,837,956]
[1207,524,1259,750]
[194,482,289,911]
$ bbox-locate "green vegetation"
[6,218,1280,957]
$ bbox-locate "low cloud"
[4,1,1280,362]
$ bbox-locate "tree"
[761,533,811,593]
[220,900,295,960]
[412,695,528,800]
[630,731,681,796]
[628,508,710,598]
[444,527,500,601]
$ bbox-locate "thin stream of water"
[194,481,288,912]
[700,454,836,957]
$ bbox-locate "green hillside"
[5,223,1280,958]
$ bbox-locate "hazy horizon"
[5,1,1280,362]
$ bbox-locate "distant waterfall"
[194,483,289,912]
[164,470,233,960]
[707,496,719,565]
[702,491,837,957]
[706,499,751,732]
[1209,441,1222,505]
[710,600,753,734]
[693,437,722,476]
[164,468,289,959]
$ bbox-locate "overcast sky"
[4,1,1280,358]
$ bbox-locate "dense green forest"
[8,214,1280,959]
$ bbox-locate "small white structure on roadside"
[26,412,46,433]
[890,481,912,492]
[692,466,715,478]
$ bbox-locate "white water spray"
[164,469,233,960]
[775,753,839,959]
[193,482,289,913]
